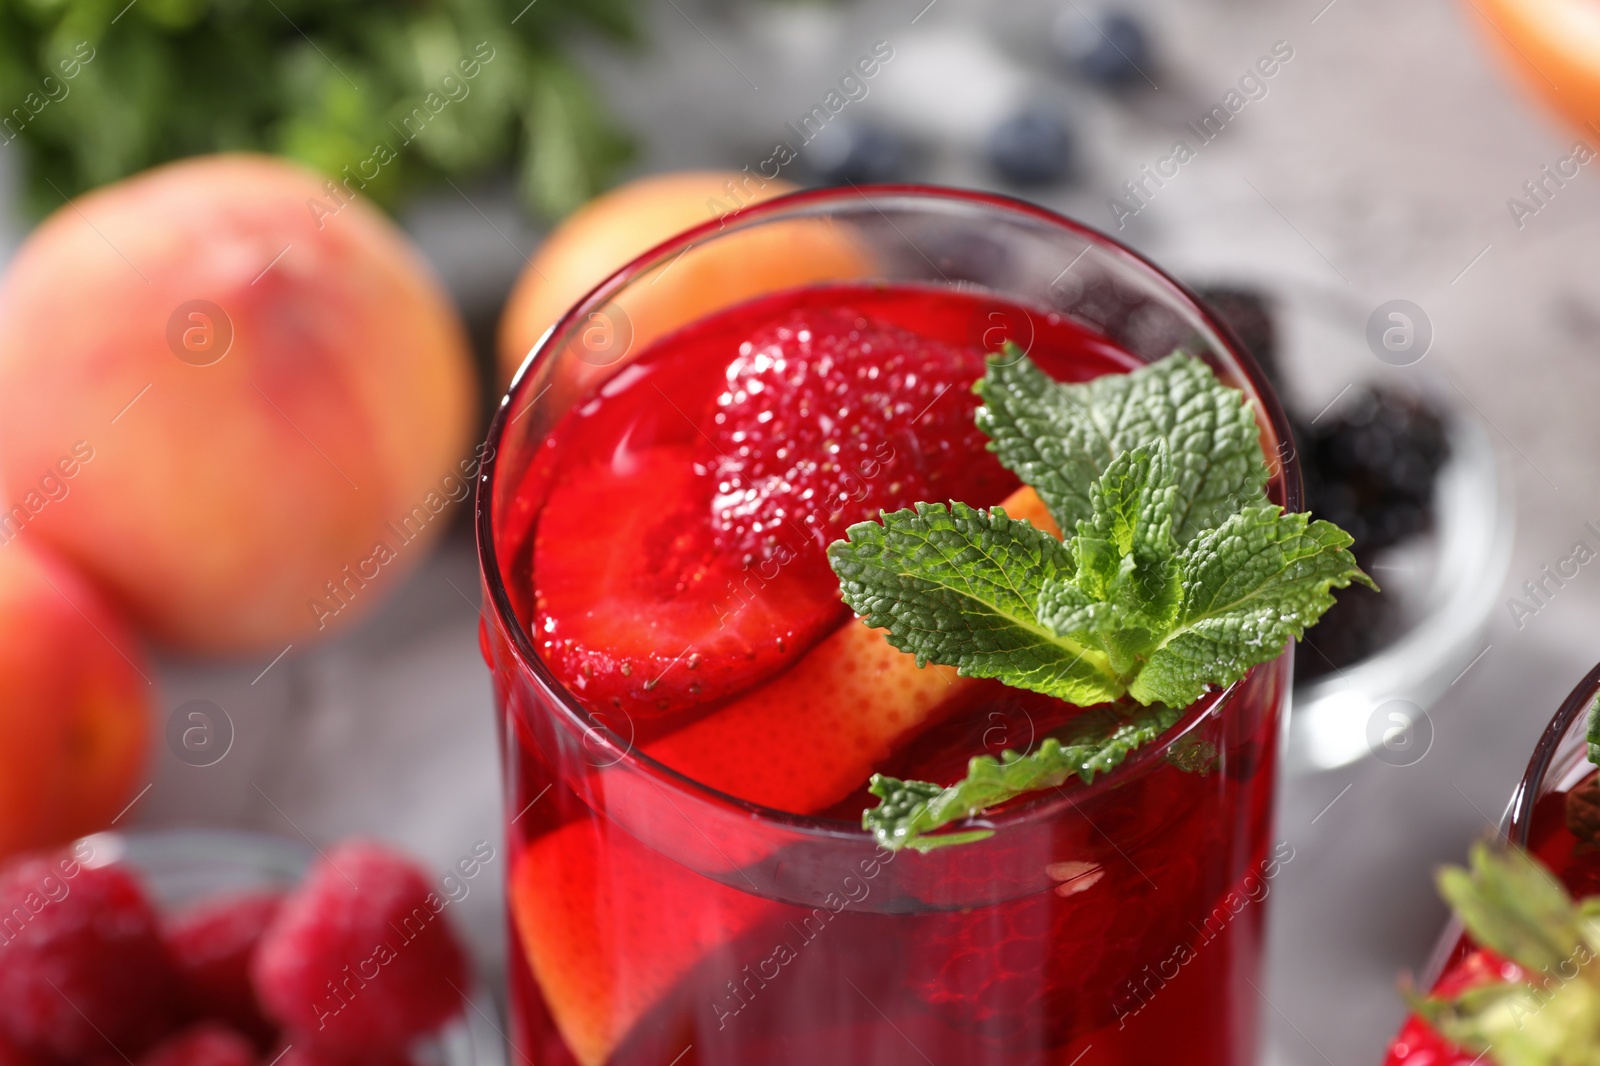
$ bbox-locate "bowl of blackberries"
[1200,286,1514,773]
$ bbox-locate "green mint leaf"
[972,353,1108,539]
[1126,505,1374,707]
[975,348,1268,544]
[862,702,1185,851]
[1035,452,1370,708]
[1071,439,1180,603]
[826,503,1124,705]
[1041,441,1183,678]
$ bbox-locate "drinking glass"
[475,185,1301,1066]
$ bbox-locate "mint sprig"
[1038,441,1184,686]
[829,349,1372,851]
[863,702,1184,851]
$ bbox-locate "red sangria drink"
[476,187,1363,1066]
[1384,663,1600,1065]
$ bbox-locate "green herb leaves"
[863,702,1185,851]
[829,366,1370,710]
[1439,844,1593,977]
[975,346,1268,544]
[1120,496,1377,707]
[1411,844,1600,1065]
[828,501,1123,707]
[1587,694,1600,767]
[828,348,1372,850]
[0,2,639,219]
[1038,442,1184,687]
[973,349,1369,710]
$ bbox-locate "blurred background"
[0,0,1597,1062]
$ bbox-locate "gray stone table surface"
[5,0,1600,1063]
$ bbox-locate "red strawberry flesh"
[710,307,1016,563]
[533,444,846,717]
[1382,948,1525,1064]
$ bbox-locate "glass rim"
[473,181,1304,842]
[1508,660,1600,844]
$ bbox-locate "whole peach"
[496,170,871,388]
[0,540,150,860]
[0,154,477,653]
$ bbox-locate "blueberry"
[1053,9,1153,88]
[807,121,908,186]
[986,103,1075,186]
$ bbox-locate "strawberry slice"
[533,444,846,716]
[645,485,1061,816]
[710,308,1016,565]
[510,818,777,1066]
[1383,948,1525,1065]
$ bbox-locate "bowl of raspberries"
[0,829,501,1066]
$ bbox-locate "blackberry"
[1296,390,1450,677]
[1305,386,1449,556]
[1198,284,1453,679]
[1294,581,1393,682]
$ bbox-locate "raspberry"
[271,1046,414,1066]
[165,893,283,1046]
[710,308,1014,564]
[0,853,182,1059]
[136,1024,257,1066]
[251,841,468,1054]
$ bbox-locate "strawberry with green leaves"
[1386,843,1600,1066]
